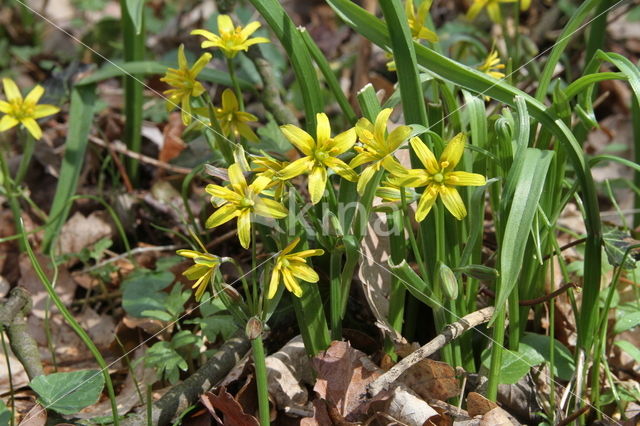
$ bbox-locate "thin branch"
[481,282,577,306]
[368,307,495,396]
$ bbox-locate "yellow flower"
[350,108,412,195]
[478,50,506,79]
[267,237,324,299]
[278,113,358,204]
[467,0,517,23]
[191,15,269,59]
[216,88,259,142]
[376,181,419,204]
[161,44,212,126]
[390,134,486,221]
[406,0,439,42]
[520,0,531,11]
[177,249,222,301]
[205,163,288,249]
[251,154,290,199]
[0,78,59,140]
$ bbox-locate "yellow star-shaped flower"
[251,154,290,199]
[267,237,324,299]
[205,163,288,249]
[191,15,270,59]
[177,249,222,301]
[406,0,439,42]
[161,44,212,126]
[216,88,259,142]
[349,108,412,194]
[390,134,486,221]
[467,0,517,23]
[478,50,506,79]
[278,113,358,204]
[0,78,59,140]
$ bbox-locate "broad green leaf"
[602,227,640,269]
[614,340,640,363]
[30,370,105,415]
[42,84,97,253]
[145,341,187,384]
[481,343,545,385]
[520,333,575,381]
[493,149,554,322]
[121,270,173,317]
[0,400,11,426]
[614,312,640,334]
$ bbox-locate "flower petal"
[374,108,393,146]
[279,156,313,180]
[387,125,412,151]
[2,78,22,101]
[381,156,410,177]
[191,52,212,75]
[177,44,187,70]
[254,197,288,219]
[308,165,327,205]
[206,204,240,228]
[466,0,488,20]
[239,37,270,48]
[415,185,438,222]
[217,14,235,33]
[22,118,42,139]
[0,115,19,132]
[0,101,11,113]
[288,248,324,259]
[329,127,357,155]
[33,104,60,119]
[25,85,44,104]
[445,171,486,186]
[282,269,303,297]
[410,137,439,174]
[281,124,315,156]
[440,133,466,170]
[267,266,280,299]
[349,152,374,168]
[315,113,331,147]
[323,157,358,182]
[486,2,502,23]
[356,164,377,195]
[289,262,320,283]
[221,88,238,112]
[237,210,251,249]
[240,21,261,39]
[205,184,242,202]
[440,186,467,220]
[191,29,218,41]
[227,163,247,189]
[281,237,300,256]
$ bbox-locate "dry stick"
[88,135,192,175]
[121,334,250,426]
[541,238,587,262]
[481,282,578,306]
[368,307,495,396]
[0,287,45,379]
[557,404,590,426]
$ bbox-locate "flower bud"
[246,316,263,340]
[439,263,458,300]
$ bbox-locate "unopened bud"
[439,263,458,300]
[246,316,263,340]
[456,265,499,281]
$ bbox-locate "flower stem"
[330,250,343,340]
[250,335,270,426]
[202,94,234,164]
[0,147,25,252]
[14,129,35,187]
[226,57,245,111]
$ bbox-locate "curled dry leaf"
[55,211,113,260]
[479,407,514,426]
[386,385,438,425]
[398,358,460,401]
[466,391,498,417]
[201,386,259,426]
[265,335,312,410]
[312,341,382,422]
[18,402,47,426]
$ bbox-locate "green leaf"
[614,312,640,334]
[125,0,144,34]
[30,370,105,415]
[42,84,97,253]
[145,341,187,384]
[492,149,554,322]
[388,259,438,309]
[520,333,575,381]
[481,343,545,385]
[603,227,640,269]
[121,270,174,317]
[171,330,199,349]
[614,340,640,363]
[0,400,11,426]
[140,309,173,322]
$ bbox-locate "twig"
[88,135,192,175]
[121,334,250,426]
[481,282,578,306]
[367,307,495,396]
[0,287,45,379]
[541,238,587,261]
[557,404,590,426]
[246,45,299,127]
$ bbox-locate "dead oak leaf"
[201,386,259,426]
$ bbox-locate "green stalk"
[21,224,119,424]
[250,336,270,426]
[633,97,640,228]
[385,209,406,357]
[120,0,145,184]
[487,308,505,401]
[14,129,35,187]
[226,57,245,111]
[584,0,609,67]
[202,94,234,164]
[0,148,25,252]
[330,251,343,340]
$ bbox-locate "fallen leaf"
[385,385,439,425]
[312,341,382,422]
[159,112,186,164]
[18,402,47,426]
[201,386,259,426]
[19,252,76,318]
[265,335,312,410]
[55,211,113,260]
[479,407,514,426]
[398,358,460,401]
[467,392,497,417]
